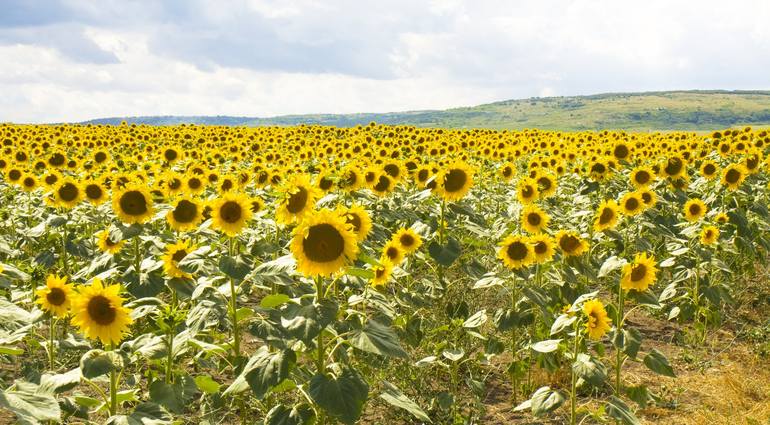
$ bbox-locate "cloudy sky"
[2,0,770,123]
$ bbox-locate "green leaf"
[219,255,250,281]
[624,384,652,408]
[260,294,291,309]
[80,349,124,379]
[244,349,296,399]
[193,375,220,394]
[462,309,487,328]
[621,327,642,359]
[0,386,61,425]
[442,348,464,362]
[531,339,561,353]
[280,300,338,343]
[598,255,626,278]
[0,345,23,355]
[472,273,505,289]
[606,396,641,425]
[550,314,577,336]
[349,320,407,358]
[572,353,607,387]
[428,237,462,267]
[308,369,369,425]
[643,349,676,377]
[530,386,566,416]
[106,402,172,425]
[38,368,82,395]
[345,267,374,279]
[264,403,315,425]
[379,381,432,423]
[148,375,198,414]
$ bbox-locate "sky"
[1,0,770,123]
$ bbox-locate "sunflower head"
[721,164,746,190]
[53,178,83,209]
[96,229,125,255]
[582,299,611,340]
[393,228,422,254]
[530,234,555,264]
[593,199,619,232]
[621,252,658,292]
[683,198,707,222]
[521,204,550,234]
[290,209,359,277]
[619,192,644,216]
[167,197,203,232]
[435,162,474,202]
[382,240,405,265]
[517,177,539,204]
[370,259,394,290]
[35,275,74,317]
[700,226,720,246]
[337,204,372,242]
[113,185,154,224]
[276,174,319,225]
[162,240,195,279]
[210,193,253,237]
[71,278,133,346]
[556,230,588,257]
[498,234,533,269]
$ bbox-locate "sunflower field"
[0,122,769,424]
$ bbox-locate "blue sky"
[2,0,769,123]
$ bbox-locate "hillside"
[80,90,770,131]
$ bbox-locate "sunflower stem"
[314,275,327,425]
[510,275,519,404]
[61,214,69,275]
[109,345,118,416]
[48,316,56,371]
[165,328,174,384]
[228,237,241,358]
[570,318,581,425]
[615,282,624,398]
[133,235,141,284]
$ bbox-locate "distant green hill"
[80,90,770,131]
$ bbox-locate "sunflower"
[619,191,644,216]
[35,275,74,317]
[337,204,372,242]
[583,299,611,340]
[620,252,658,292]
[497,234,533,269]
[683,198,707,222]
[392,228,422,254]
[382,240,405,265]
[529,234,556,264]
[630,166,655,188]
[371,173,394,197]
[499,162,515,181]
[112,185,154,224]
[556,230,589,257]
[71,278,133,346]
[83,180,108,205]
[162,240,195,279]
[53,178,83,209]
[516,177,539,204]
[275,174,319,225]
[370,259,394,290]
[699,160,719,180]
[637,188,657,209]
[435,162,474,202]
[184,174,206,195]
[210,192,253,237]
[290,209,359,277]
[593,199,619,232]
[20,173,38,192]
[700,226,719,245]
[166,197,203,232]
[535,171,557,198]
[96,229,125,255]
[521,204,550,234]
[721,164,746,191]
[714,212,729,225]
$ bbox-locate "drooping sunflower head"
[96,229,124,255]
[620,252,658,292]
[166,197,203,232]
[435,162,474,202]
[556,230,589,257]
[35,275,74,317]
[210,192,253,237]
[290,209,359,277]
[582,299,611,340]
[683,198,707,222]
[162,240,195,279]
[521,204,550,234]
[593,199,619,232]
[71,278,133,346]
[700,225,720,246]
[370,259,394,290]
[392,227,423,254]
[112,185,154,224]
[497,234,533,269]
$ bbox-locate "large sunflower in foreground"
[112,184,154,224]
[35,275,74,317]
[583,299,611,340]
[434,162,474,202]
[210,192,253,237]
[275,174,319,225]
[71,278,133,346]
[620,252,658,292]
[497,234,533,269]
[162,240,195,279]
[290,209,359,277]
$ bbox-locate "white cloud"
[1,0,769,122]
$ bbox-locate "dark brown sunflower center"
[374,175,391,192]
[725,168,741,184]
[164,149,178,162]
[559,235,580,253]
[630,263,647,282]
[286,187,308,213]
[8,169,21,181]
[634,171,650,184]
[188,177,202,189]
[399,233,415,247]
[119,191,148,216]
[614,144,629,159]
[534,241,548,255]
[521,185,534,199]
[49,153,65,166]
[58,183,79,202]
[173,200,198,223]
[703,164,716,175]
[384,163,400,179]
[169,178,182,190]
[599,207,615,224]
[537,177,552,191]
[417,169,429,182]
[319,177,333,191]
[87,295,117,326]
[346,213,362,232]
[591,163,606,174]
[23,177,35,188]
[506,241,529,261]
[46,287,66,306]
[171,249,188,263]
[527,213,541,226]
[85,184,103,200]
[94,152,107,163]
[625,197,639,211]
[665,158,683,176]
[302,223,345,263]
[502,167,513,178]
[443,169,467,192]
[375,267,386,279]
[385,246,400,261]
[219,201,243,223]
[641,192,652,204]
[688,204,702,216]
[45,174,58,185]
